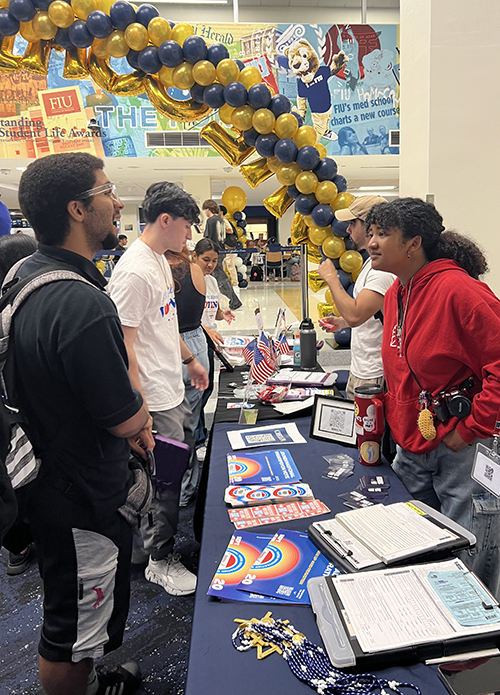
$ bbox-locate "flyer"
[236,529,339,604]
[227,423,307,450]
[224,483,313,507]
[227,449,301,485]
[228,499,330,529]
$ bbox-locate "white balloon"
[234,257,244,268]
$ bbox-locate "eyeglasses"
[77,182,119,202]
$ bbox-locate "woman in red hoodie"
[365,197,500,598]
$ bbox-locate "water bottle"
[293,334,301,367]
[299,318,317,370]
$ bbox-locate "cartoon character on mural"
[284,38,347,141]
[336,25,360,91]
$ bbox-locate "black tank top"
[171,262,205,334]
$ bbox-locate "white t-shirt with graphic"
[201,274,220,331]
[350,258,396,380]
[107,238,184,411]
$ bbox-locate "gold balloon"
[239,157,273,188]
[48,1,74,29]
[308,226,331,246]
[222,186,247,214]
[63,47,89,79]
[315,180,338,204]
[32,12,58,39]
[88,52,144,95]
[172,62,195,90]
[239,65,261,89]
[266,156,280,174]
[294,125,317,148]
[262,186,293,218]
[290,212,308,245]
[159,65,174,87]
[351,265,361,282]
[171,22,194,46]
[0,36,20,72]
[275,112,298,140]
[231,105,254,132]
[307,242,322,263]
[192,60,215,86]
[148,16,171,47]
[295,171,318,195]
[20,40,51,75]
[216,58,239,86]
[308,270,327,293]
[0,0,9,7]
[96,0,113,11]
[73,0,96,20]
[331,191,356,212]
[92,38,110,60]
[252,108,275,135]
[107,30,129,59]
[303,215,313,227]
[318,302,340,319]
[218,102,234,125]
[322,235,346,259]
[113,70,145,96]
[199,121,254,166]
[316,143,327,158]
[20,21,39,43]
[339,250,363,274]
[145,74,212,122]
[276,161,301,186]
[124,23,149,51]
[323,292,341,315]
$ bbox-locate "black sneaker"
[7,545,33,576]
[96,661,141,695]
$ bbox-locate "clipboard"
[308,559,500,669]
[308,500,476,573]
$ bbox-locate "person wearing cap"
[318,195,396,399]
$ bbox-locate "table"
[186,415,449,695]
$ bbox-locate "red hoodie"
[382,259,500,454]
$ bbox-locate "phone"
[438,656,500,695]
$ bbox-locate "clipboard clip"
[317,525,353,559]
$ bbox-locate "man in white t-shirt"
[108,182,208,596]
[318,195,396,400]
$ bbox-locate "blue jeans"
[393,440,500,599]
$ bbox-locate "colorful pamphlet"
[227,422,307,450]
[206,531,278,603]
[236,529,339,604]
[224,483,314,507]
[227,449,301,485]
[228,499,331,529]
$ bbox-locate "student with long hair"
[365,197,500,597]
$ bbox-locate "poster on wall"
[0,22,399,160]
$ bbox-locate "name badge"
[471,442,500,497]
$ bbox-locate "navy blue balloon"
[8,0,36,23]
[138,46,162,75]
[333,174,347,192]
[344,237,354,251]
[337,269,352,289]
[86,10,113,38]
[207,42,229,66]
[287,184,300,200]
[314,157,338,182]
[255,133,279,159]
[347,282,356,298]
[190,83,206,104]
[237,272,243,282]
[360,248,370,262]
[236,241,244,250]
[311,204,334,228]
[110,0,136,30]
[295,194,317,216]
[34,0,50,9]
[334,327,351,347]
[291,111,304,127]
[158,40,183,68]
[237,219,247,228]
[332,257,341,270]
[203,83,225,109]
[247,83,271,110]
[234,59,245,71]
[223,81,247,108]
[269,94,291,117]
[233,211,243,221]
[274,138,298,164]
[127,49,141,71]
[69,20,93,48]
[239,279,249,288]
[55,27,74,50]
[136,3,159,28]
[0,9,19,35]
[243,127,259,147]
[296,145,320,171]
[331,218,349,237]
[183,34,208,64]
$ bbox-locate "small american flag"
[242,339,256,365]
[274,333,291,356]
[250,332,276,383]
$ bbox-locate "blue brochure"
[227,449,301,485]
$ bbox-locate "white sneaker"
[145,553,197,596]
[196,445,207,462]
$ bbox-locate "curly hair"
[142,182,200,226]
[365,198,488,278]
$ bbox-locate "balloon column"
[221,185,247,244]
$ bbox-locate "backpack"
[0,260,92,544]
[250,265,263,281]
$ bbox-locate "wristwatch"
[183,353,196,365]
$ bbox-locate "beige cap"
[335,195,388,222]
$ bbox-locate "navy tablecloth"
[186,417,449,695]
